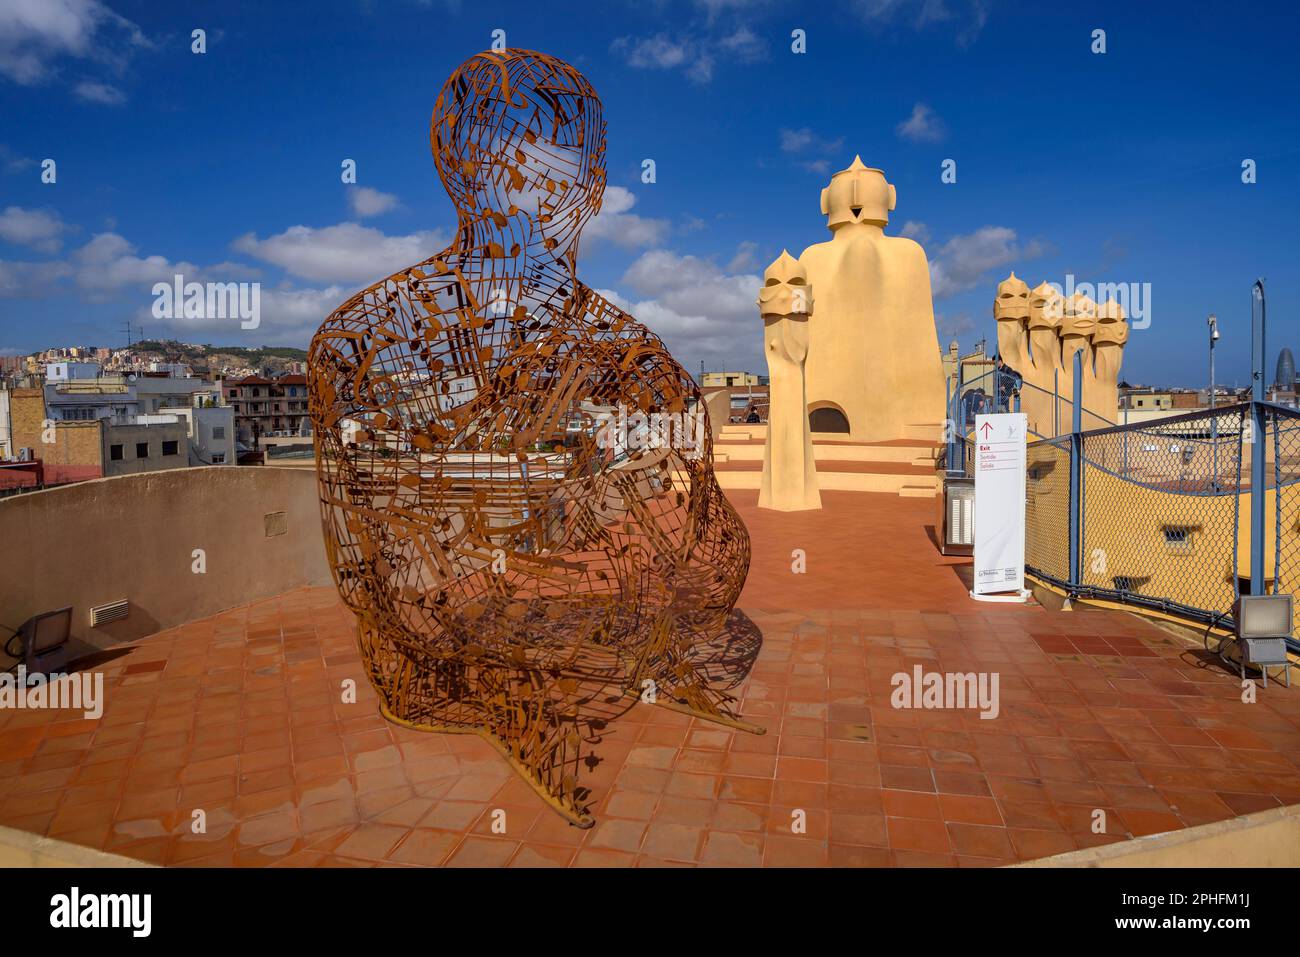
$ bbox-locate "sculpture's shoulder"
[571,282,659,346]
[795,238,836,267]
[569,281,693,391]
[882,233,931,267]
[313,251,460,343]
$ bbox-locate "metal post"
[1123,404,1129,478]
[1068,350,1083,588]
[1250,280,1267,595]
[1209,314,1219,489]
[1208,314,1217,411]
[1053,368,1060,437]
[945,375,958,473]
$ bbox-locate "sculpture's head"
[757,250,813,318]
[1061,292,1098,339]
[820,156,895,231]
[1093,299,1129,347]
[430,49,607,259]
[993,272,1030,322]
[1029,281,1063,332]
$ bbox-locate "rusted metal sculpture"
[307,48,759,827]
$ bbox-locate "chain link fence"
[1077,405,1246,625]
[1025,437,1072,585]
[1268,404,1300,640]
[1013,401,1300,643]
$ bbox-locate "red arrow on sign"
[979,422,994,438]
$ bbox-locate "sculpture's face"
[757,251,813,318]
[1027,282,1061,332]
[1061,292,1098,338]
[430,49,607,258]
[1093,300,1129,346]
[994,274,1030,322]
[820,159,895,230]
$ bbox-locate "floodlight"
[21,606,72,676]
[1232,594,1293,687]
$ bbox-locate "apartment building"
[223,374,310,443]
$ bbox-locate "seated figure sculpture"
[308,48,758,827]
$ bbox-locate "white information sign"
[972,413,1027,597]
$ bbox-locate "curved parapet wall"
[0,467,331,669]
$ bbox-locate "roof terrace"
[3,469,1299,867]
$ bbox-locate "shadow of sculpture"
[307,48,761,827]
[686,608,765,692]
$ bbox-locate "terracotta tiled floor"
[4,489,1300,867]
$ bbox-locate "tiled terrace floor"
[4,490,1300,867]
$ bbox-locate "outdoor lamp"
[1232,594,1293,687]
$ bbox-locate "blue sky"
[1,0,1297,387]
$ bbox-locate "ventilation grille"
[947,485,975,546]
[89,599,129,627]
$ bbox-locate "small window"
[110,444,124,461]
[1162,525,1195,554]
[162,440,179,456]
[212,426,225,439]
[212,453,225,464]
[136,442,149,458]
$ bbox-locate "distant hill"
[128,340,308,376]
[132,340,308,362]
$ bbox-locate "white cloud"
[347,186,398,218]
[898,220,931,244]
[718,25,767,62]
[0,144,34,172]
[0,206,69,253]
[144,282,349,346]
[896,103,946,143]
[73,79,124,105]
[726,240,759,273]
[929,226,1047,299]
[611,28,763,84]
[612,33,694,69]
[936,310,974,341]
[854,0,990,45]
[778,127,846,177]
[600,249,764,368]
[0,259,72,298]
[0,229,259,301]
[586,186,670,250]
[68,231,257,302]
[779,128,814,153]
[232,222,446,283]
[0,0,150,86]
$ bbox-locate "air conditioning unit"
[939,474,975,556]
